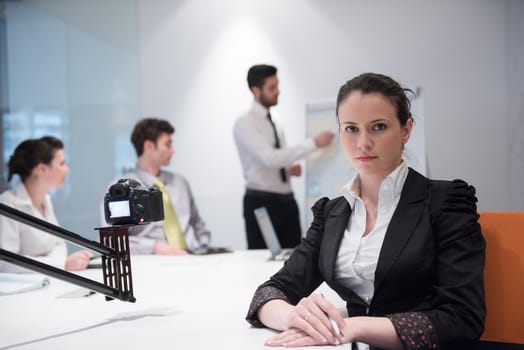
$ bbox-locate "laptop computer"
[187,246,232,255]
[254,207,294,261]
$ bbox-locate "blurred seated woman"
[0,136,91,273]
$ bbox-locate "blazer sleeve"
[391,180,486,348]
[246,197,330,326]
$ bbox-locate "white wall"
[138,0,512,249]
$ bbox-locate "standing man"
[233,64,334,249]
[100,118,211,255]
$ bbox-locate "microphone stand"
[0,203,136,302]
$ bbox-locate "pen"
[320,293,341,336]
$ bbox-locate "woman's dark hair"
[7,136,64,182]
[336,73,414,126]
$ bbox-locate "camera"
[104,178,164,225]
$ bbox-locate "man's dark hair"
[7,136,64,182]
[131,118,175,156]
[247,64,277,90]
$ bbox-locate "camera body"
[104,178,164,225]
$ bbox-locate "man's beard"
[259,93,277,108]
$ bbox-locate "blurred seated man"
[100,118,211,255]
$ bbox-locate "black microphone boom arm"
[0,203,136,302]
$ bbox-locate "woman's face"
[43,149,69,189]
[337,91,412,179]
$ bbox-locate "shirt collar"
[251,100,269,119]
[12,182,53,214]
[342,161,409,209]
[133,167,158,187]
[134,167,169,187]
[13,183,33,206]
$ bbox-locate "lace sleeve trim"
[245,286,289,327]
[387,312,439,349]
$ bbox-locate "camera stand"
[0,203,136,302]
[96,225,135,301]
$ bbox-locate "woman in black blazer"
[246,73,486,349]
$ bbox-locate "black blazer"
[257,168,486,347]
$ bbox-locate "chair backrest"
[479,211,524,344]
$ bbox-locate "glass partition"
[0,0,140,242]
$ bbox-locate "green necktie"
[154,178,187,249]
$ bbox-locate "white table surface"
[0,250,345,350]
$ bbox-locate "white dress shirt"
[233,100,317,194]
[100,168,211,254]
[334,161,409,302]
[333,161,408,350]
[0,183,67,273]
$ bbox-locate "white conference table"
[0,250,345,350]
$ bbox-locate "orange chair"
[479,211,524,344]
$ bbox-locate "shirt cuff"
[387,312,439,350]
[199,234,211,247]
[246,285,290,327]
[129,238,157,255]
[306,138,317,151]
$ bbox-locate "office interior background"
[0,0,523,250]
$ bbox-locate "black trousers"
[243,189,302,249]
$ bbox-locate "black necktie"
[267,112,287,182]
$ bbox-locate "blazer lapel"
[320,198,351,283]
[373,169,429,291]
